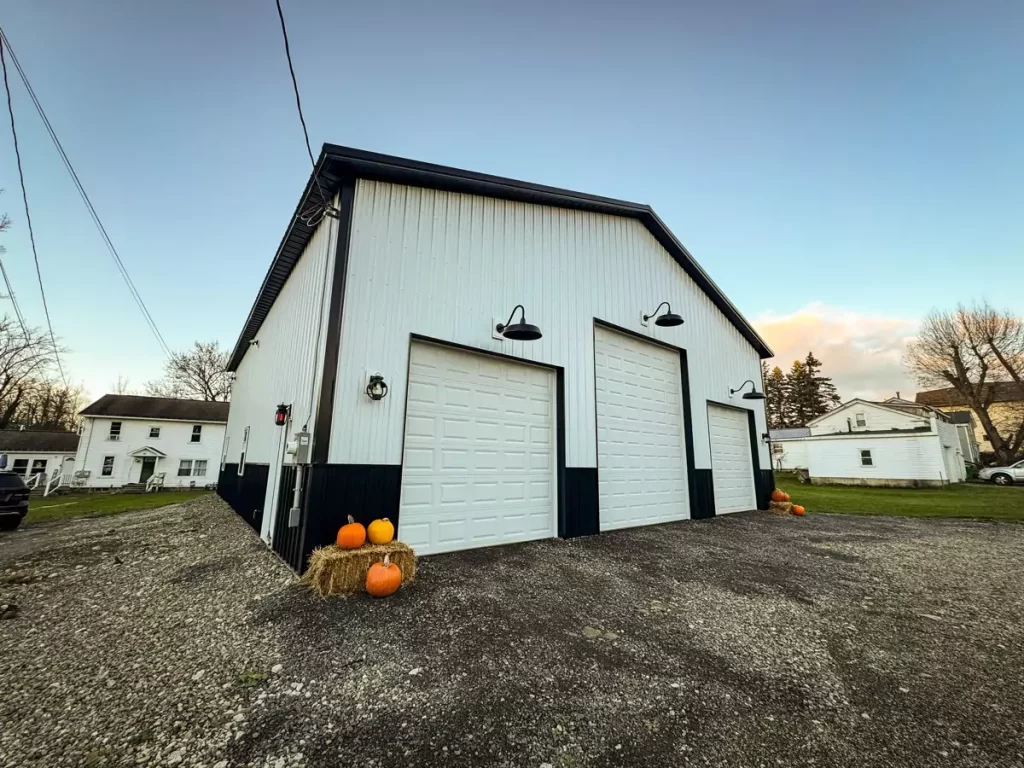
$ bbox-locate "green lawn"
[27,490,211,524]
[775,473,1024,521]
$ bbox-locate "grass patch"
[776,473,1024,521]
[27,491,210,525]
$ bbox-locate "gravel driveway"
[2,496,1023,768]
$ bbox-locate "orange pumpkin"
[781,492,791,503]
[365,554,402,598]
[367,517,395,545]
[337,515,366,549]
[792,505,806,516]
[771,489,787,503]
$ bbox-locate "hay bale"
[769,501,793,517]
[301,542,417,597]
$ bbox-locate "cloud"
[754,302,920,402]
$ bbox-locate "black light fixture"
[731,380,766,400]
[366,374,388,401]
[643,301,684,327]
[496,304,542,341]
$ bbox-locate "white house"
[0,430,78,486]
[768,428,810,470]
[219,145,775,571]
[772,398,966,487]
[75,395,228,489]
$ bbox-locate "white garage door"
[594,326,688,530]
[398,342,557,556]
[708,404,756,514]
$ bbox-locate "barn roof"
[227,145,774,371]
[79,395,229,423]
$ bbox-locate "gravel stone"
[1,496,1023,767]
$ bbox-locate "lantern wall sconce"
[495,304,542,341]
[730,380,766,400]
[365,373,389,401]
[641,302,684,328]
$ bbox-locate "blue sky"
[0,0,1020,402]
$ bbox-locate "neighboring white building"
[768,428,810,470]
[0,430,78,485]
[219,145,775,571]
[75,395,228,488]
[772,399,966,487]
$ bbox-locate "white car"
[979,460,1024,486]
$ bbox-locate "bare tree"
[0,316,62,429]
[905,302,1024,463]
[146,341,231,402]
[111,375,137,395]
[11,380,85,432]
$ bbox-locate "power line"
[0,26,171,358]
[0,247,29,336]
[0,36,68,388]
[274,0,334,225]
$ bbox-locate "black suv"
[0,472,30,531]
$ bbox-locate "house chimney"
[896,391,901,400]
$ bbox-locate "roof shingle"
[0,430,79,453]
[915,383,1024,408]
[79,395,229,423]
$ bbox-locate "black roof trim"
[227,145,773,370]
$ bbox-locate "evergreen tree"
[783,352,842,425]
[803,351,841,415]
[763,364,790,429]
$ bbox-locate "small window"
[860,450,873,467]
[191,425,202,443]
[855,413,866,428]
[193,460,207,477]
[12,458,28,475]
[772,444,784,455]
[101,456,115,476]
[238,426,249,477]
[178,460,193,477]
[149,427,161,439]
[31,459,47,475]
[109,421,122,441]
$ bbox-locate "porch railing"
[146,472,166,492]
[44,467,72,497]
[25,473,43,490]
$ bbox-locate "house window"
[109,421,122,441]
[178,460,193,477]
[238,426,249,477]
[191,425,202,443]
[855,413,866,428]
[102,456,115,476]
[860,450,873,467]
[31,459,47,475]
[193,460,207,477]
[149,427,161,438]
[772,444,784,455]
[12,458,28,475]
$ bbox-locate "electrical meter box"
[292,430,311,464]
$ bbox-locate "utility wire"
[0,36,68,388]
[0,26,171,358]
[274,0,333,224]
[0,247,29,336]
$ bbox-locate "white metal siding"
[399,342,556,555]
[936,419,966,482]
[708,404,756,514]
[810,402,926,436]
[594,326,688,530]
[224,202,338,467]
[806,434,945,481]
[328,180,768,471]
[772,439,809,470]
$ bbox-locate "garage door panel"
[708,404,756,515]
[595,326,689,531]
[399,342,557,556]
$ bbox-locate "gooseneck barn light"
[496,305,542,341]
[365,374,389,401]
[730,380,766,400]
[643,302,684,327]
